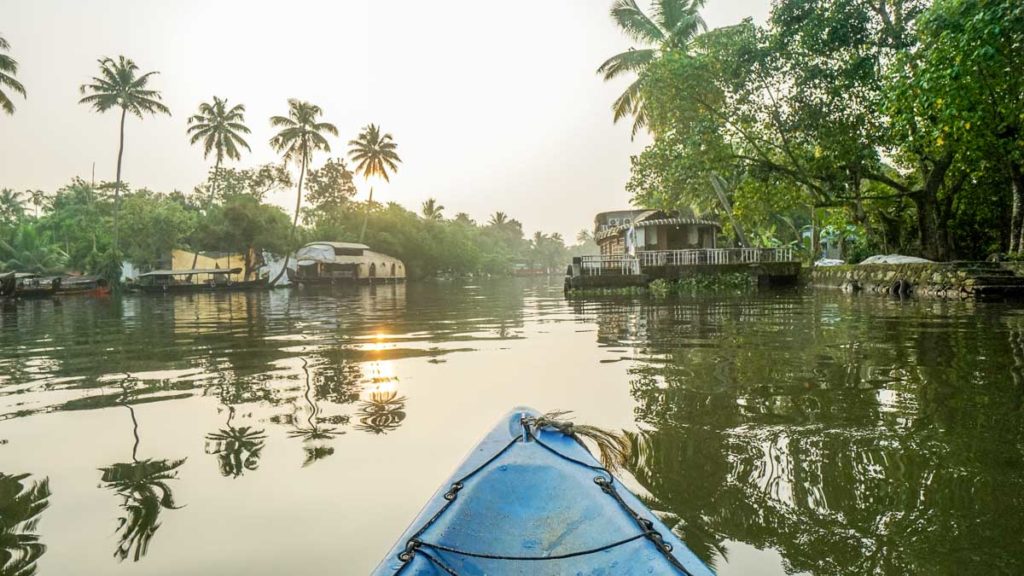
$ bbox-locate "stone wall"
[811,262,1024,299]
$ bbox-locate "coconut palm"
[268,99,337,284]
[186,97,251,273]
[0,224,68,274]
[0,188,24,225]
[488,212,509,227]
[79,56,170,253]
[421,198,445,221]
[348,124,402,242]
[186,96,251,200]
[0,34,26,115]
[0,472,51,576]
[597,0,707,137]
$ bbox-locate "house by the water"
[567,208,800,290]
[289,242,406,286]
[594,209,721,256]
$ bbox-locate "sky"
[0,0,768,241]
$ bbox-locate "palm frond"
[610,0,665,44]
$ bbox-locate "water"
[1,279,1022,575]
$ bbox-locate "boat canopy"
[138,268,243,277]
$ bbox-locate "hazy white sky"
[1,0,768,240]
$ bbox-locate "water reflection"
[205,406,267,478]
[0,472,50,576]
[99,380,186,562]
[595,296,1024,574]
[286,358,342,467]
[1,282,1022,574]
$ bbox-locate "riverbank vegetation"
[0,44,590,281]
[605,0,1024,262]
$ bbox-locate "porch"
[566,248,801,290]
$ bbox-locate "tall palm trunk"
[270,151,307,285]
[113,107,127,254]
[188,156,222,276]
[359,186,374,243]
[1010,162,1024,255]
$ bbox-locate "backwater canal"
[1,278,1021,575]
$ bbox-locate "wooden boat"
[373,408,714,576]
[12,273,61,299]
[57,275,111,297]
[130,268,269,294]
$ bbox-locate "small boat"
[57,275,111,297]
[12,273,61,299]
[130,268,269,294]
[373,408,714,576]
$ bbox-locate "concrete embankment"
[811,261,1024,299]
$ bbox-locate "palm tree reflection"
[0,472,51,576]
[356,383,407,435]
[288,358,340,466]
[205,406,266,478]
[99,378,185,562]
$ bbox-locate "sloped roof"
[595,216,722,241]
[304,241,370,250]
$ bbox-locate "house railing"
[576,255,641,276]
[637,247,795,267]
[571,248,796,277]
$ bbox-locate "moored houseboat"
[130,268,269,294]
[288,242,406,286]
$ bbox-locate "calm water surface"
[1,279,1022,575]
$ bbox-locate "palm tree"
[0,188,24,225]
[186,97,251,272]
[597,0,707,137]
[186,96,251,200]
[0,472,51,575]
[348,124,402,242]
[268,99,337,284]
[79,56,170,254]
[421,198,445,221]
[0,224,68,274]
[25,190,47,218]
[0,34,26,115]
[488,211,510,227]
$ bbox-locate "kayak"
[372,407,715,576]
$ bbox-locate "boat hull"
[130,279,270,294]
[372,408,714,576]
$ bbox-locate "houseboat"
[288,242,406,286]
[130,268,268,294]
[566,208,800,290]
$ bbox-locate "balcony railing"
[637,247,795,267]
[572,248,796,277]
[577,255,641,276]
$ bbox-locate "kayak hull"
[372,408,714,576]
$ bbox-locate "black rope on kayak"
[392,414,693,576]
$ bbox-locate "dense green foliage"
[613,0,1024,261]
[0,167,579,281]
